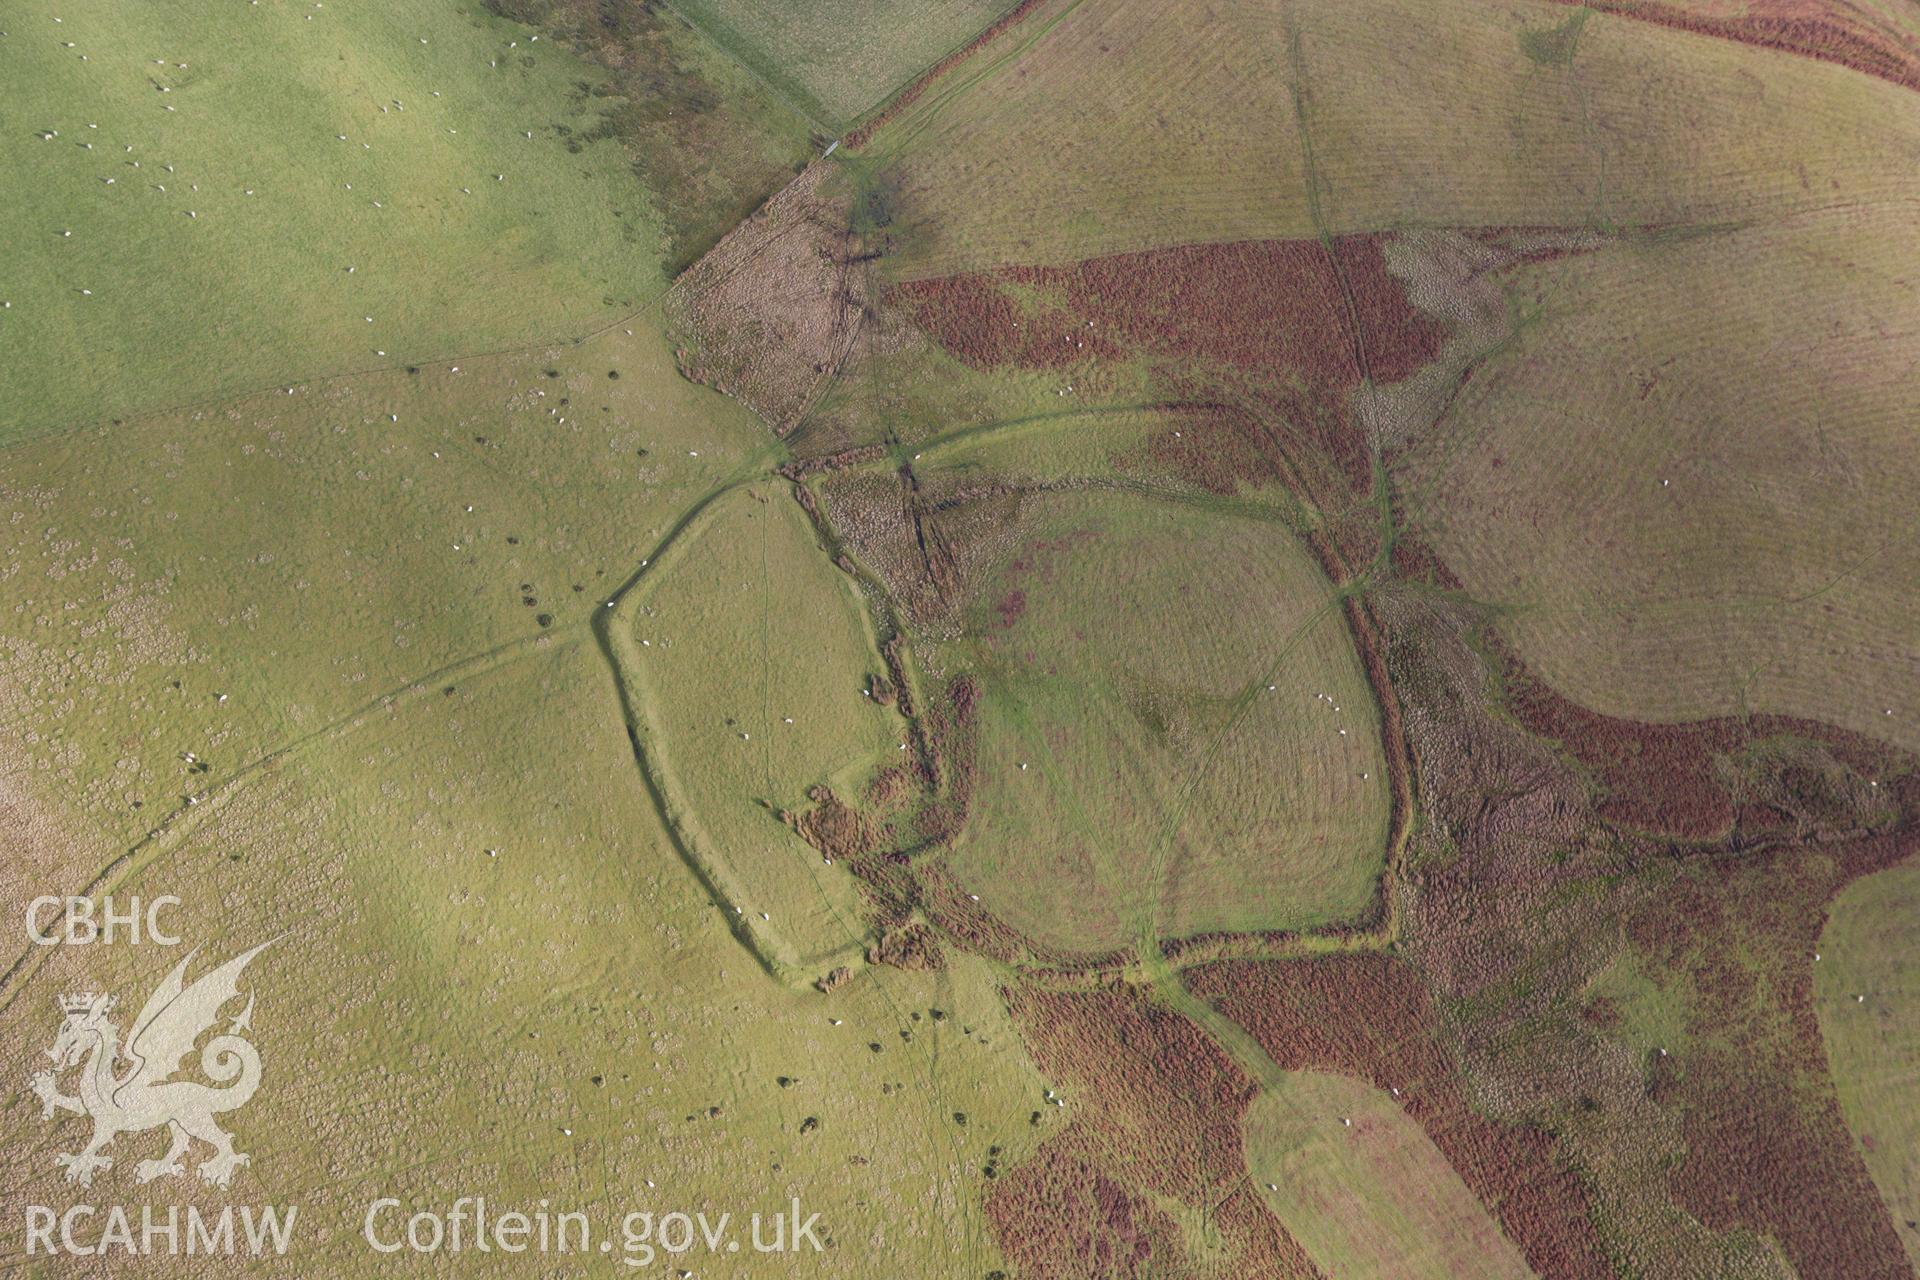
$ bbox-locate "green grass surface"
[0,310,770,891]
[1581,950,1693,1062]
[1245,1071,1536,1279]
[1,0,677,440]
[0,5,1068,1258]
[626,486,907,973]
[944,490,1387,953]
[475,0,817,273]
[1817,858,1920,1271]
[1,642,1051,1277]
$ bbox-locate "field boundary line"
[0,629,577,1015]
[842,0,1054,148]
[0,282,685,459]
[646,0,838,135]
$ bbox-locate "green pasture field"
[0,0,776,441]
[1817,858,1920,1271]
[940,489,1388,954]
[0,1,1054,1250]
[0,314,772,898]
[622,485,907,974]
[1245,1070,1536,1279]
[0,641,1052,1277]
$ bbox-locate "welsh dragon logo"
[30,941,272,1188]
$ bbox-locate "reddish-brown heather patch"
[1005,986,1253,1205]
[880,633,915,716]
[1578,994,1622,1029]
[990,985,1320,1278]
[985,1127,1192,1280]
[896,234,1447,376]
[1491,636,1904,842]
[1017,237,1445,383]
[790,784,884,863]
[1133,401,1289,495]
[1209,1186,1323,1280]
[865,921,945,970]
[1669,1053,1909,1277]
[862,763,915,810]
[1186,954,1612,1280]
[1387,531,1466,590]
[1617,803,1920,1280]
[894,235,1451,497]
[895,274,1126,369]
[790,479,822,523]
[1568,0,1920,95]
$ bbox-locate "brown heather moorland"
[991,984,1323,1278]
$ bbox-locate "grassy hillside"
[0,641,1052,1277]
[1818,858,1920,1271]
[0,321,769,878]
[0,0,808,441]
[943,490,1388,953]
[624,486,908,973]
[1407,204,1920,753]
